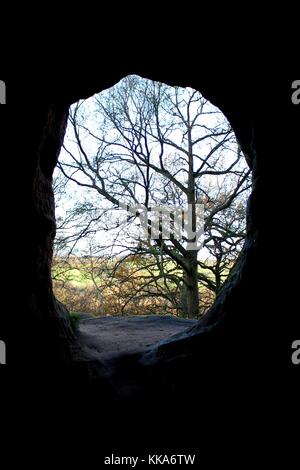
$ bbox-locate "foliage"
[69,311,81,332]
[53,256,222,317]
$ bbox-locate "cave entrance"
[52,75,252,365]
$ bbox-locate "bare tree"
[54,76,251,318]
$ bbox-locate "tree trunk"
[185,251,199,318]
[181,110,200,318]
[180,251,199,318]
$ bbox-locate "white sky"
[54,76,249,260]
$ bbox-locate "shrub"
[69,311,81,332]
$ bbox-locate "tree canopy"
[53,75,251,317]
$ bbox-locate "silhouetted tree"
[54,76,251,317]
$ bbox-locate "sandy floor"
[77,314,197,365]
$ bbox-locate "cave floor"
[76,314,197,367]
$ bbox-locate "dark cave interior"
[1,60,299,409]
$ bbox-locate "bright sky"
[54,75,249,260]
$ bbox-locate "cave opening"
[51,75,252,367]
